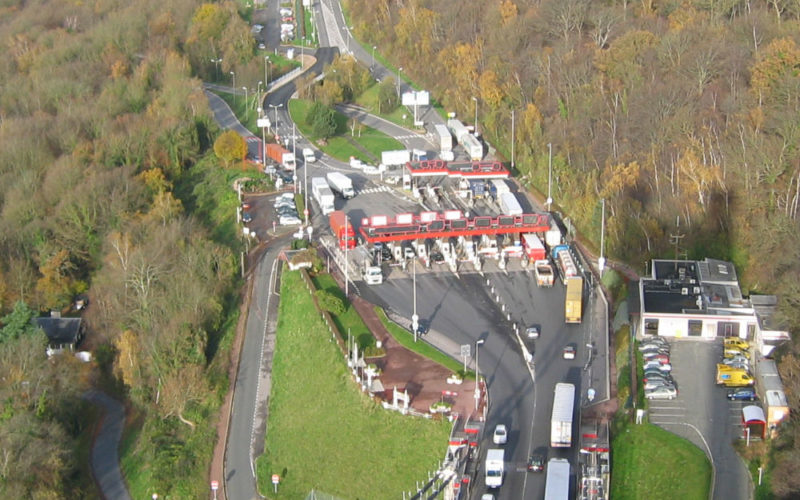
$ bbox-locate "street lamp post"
[599,198,606,274]
[210,58,222,81]
[547,142,553,210]
[511,109,516,170]
[474,339,485,411]
[242,86,248,118]
[268,103,283,135]
[472,96,479,136]
[396,67,403,96]
[371,45,377,70]
[264,56,270,88]
[229,71,236,105]
[412,259,418,342]
[345,216,349,297]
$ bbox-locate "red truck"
[266,143,296,170]
[329,211,356,250]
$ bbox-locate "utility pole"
[511,109,516,170]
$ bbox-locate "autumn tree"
[213,130,247,166]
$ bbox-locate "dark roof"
[697,258,738,284]
[642,280,703,314]
[35,317,82,344]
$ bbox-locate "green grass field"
[256,269,451,499]
[610,422,711,500]
[288,98,404,163]
[374,307,475,380]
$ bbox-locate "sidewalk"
[349,295,477,420]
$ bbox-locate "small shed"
[742,405,767,440]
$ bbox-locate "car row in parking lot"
[274,193,301,225]
[639,337,678,400]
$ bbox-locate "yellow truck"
[724,338,750,351]
[565,277,583,324]
[716,364,754,387]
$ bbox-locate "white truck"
[434,123,453,153]
[534,260,555,287]
[311,177,335,215]
[544,458,570,500]
[362,266,383,285]
[545,219,562,248]
[499,192,523,216]
[461,133,483,160]
[302,147,316,163]
[550,383,575,448]
[447,118,470,143]
[381,150,411,167]
[326,172,355,199]
[485,449,505,488]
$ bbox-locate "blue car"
[727,388,757,401]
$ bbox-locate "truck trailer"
[381,150,411,167]
[499,192,523,216]
[485,449,505,488]
[544,458,571,500]
[311,177,335,215]
[565,277,583,324]
[434,124,453,152]
[551,383,575,448]
[266,143,296,170]
[326,172,355,199]
[552,244,579,284]
[521,234,546,261]
[328,211,356,250]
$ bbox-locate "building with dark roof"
[35,313,85,357]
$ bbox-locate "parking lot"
[646,339,751,500]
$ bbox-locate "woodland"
[342,0,800,495]
[0,0,254,497]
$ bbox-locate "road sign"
[272,474,280,485]
[210,481,219,491]
[460,344,470,358]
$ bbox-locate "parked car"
[722,355,749,367]
[492,424,508,445]
[724,348,750,359]
[526,326,540,340]
[277,206,298,216]
[638,338,668,350]
[724,338,750,350]
[279,215,302,225]
[527,454,545,472]
[724,361,750,371]
[643,373,673,384]
[278,171,295,184]
[563,345,576,360]
[727,388,757,401]
[643,361,672,372]
[373,242,392,261]
[642,353,670,363]
[640,345,670,355]
[645,385,678,400]
[241,212,253,223]
[643,379,675,391]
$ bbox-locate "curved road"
[83,391,132,500]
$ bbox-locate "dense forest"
[0,0,257,497]
[344,0,800,495]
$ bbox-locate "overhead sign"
[257,118,270,128]
[401,91,430,106]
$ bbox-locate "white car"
[563,345,576,360]
[643,379,675,391]
[492,424,508,445]
[279,215,302,226]
[643,361,671,372]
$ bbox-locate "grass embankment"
[309,272,373,349]
[374,307,475,380]
[611,422,712,500]
[256,269,450,498]
[288,98,405,163]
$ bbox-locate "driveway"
[647,339,751,500]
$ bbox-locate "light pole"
[229,71,236,105]
[345,216,349,297]
[371,45,377,69]
[547,142,553,210]
[269,103,283,135]
[264,56,270,89]
[412,258,418,342]
[242,86,248,118]
[472,96,479,136]
[511,109,516,170]
[474,339,485,411]
[599,198,606,274]
[396,67,403,96]
[210,58,222,81]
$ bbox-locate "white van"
[302,148,316,163]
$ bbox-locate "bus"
[544,458,571,500]
[565,277,583,324]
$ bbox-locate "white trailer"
[485,449,505,488]
[491,179,511,196]
[550,383,575,448]
[381,149,411,167]
[434,124,453,152]
[545,219,562,248]
[311,177,335,215]
[499,192,523,216]
[326,172,355,199]
[544,458,571,500]
[446,118,470,143]
[460,133,483,160]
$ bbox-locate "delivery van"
[716,364,754,387]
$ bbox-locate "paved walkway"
[83,391,132,500]
[204,89,256,138]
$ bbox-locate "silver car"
[279,215,302,226]
[643,378,675,391]
[645,385,678,400]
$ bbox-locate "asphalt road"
[225,240,287,500]
[83,391,132,500]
